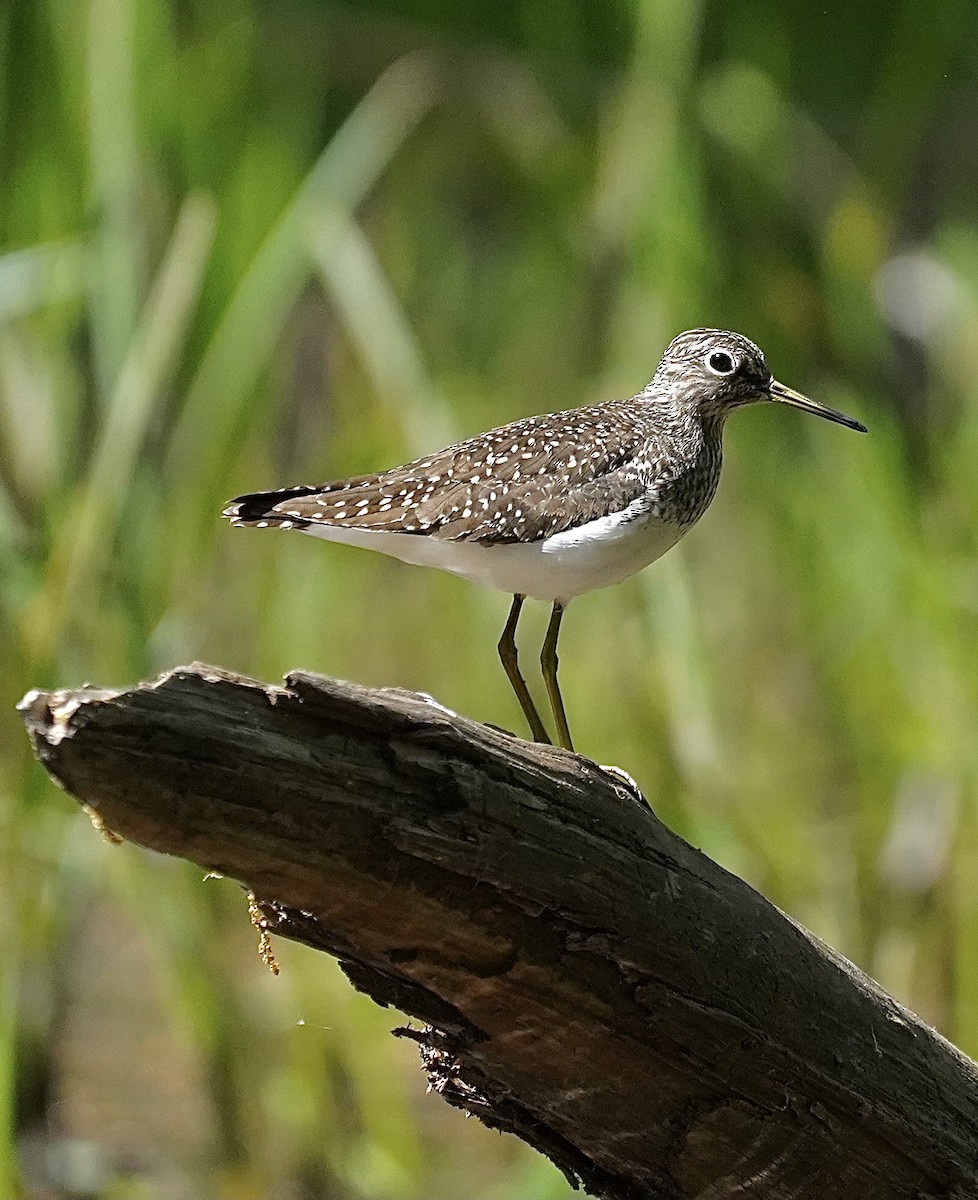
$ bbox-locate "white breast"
[297,499,686,602]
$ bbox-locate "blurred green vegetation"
[3,0,978,1195]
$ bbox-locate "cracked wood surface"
[18,663,978,1199]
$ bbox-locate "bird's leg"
[541,602,574,752]
[498,594,551,744]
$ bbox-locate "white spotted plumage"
[224,329,866,750]
[288,499,685,602]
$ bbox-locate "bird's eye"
[706,350,737,376]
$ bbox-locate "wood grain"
[19,664,978,1199]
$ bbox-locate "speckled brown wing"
[224,400,658,544]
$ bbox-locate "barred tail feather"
[223,480,369,527]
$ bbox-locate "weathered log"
[18,664,978,1199]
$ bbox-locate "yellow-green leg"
[541,601,574,752]
[498,594,551,744]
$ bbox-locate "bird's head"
[650,329,867,433]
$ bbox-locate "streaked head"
[650,329,867,433]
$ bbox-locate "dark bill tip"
[769,379,867,434]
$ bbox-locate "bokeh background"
[3,0,978,1195]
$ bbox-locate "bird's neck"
[638,405,725,528]
[640,400,725,461]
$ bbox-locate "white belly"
[297,503,686,602]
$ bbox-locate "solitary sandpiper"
[225,329,866,752]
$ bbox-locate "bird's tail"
[223,485,326,527]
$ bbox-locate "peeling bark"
[19,664,978,1199]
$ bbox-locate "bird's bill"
[769,379,867,433]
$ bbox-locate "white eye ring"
[705,349,738,376]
